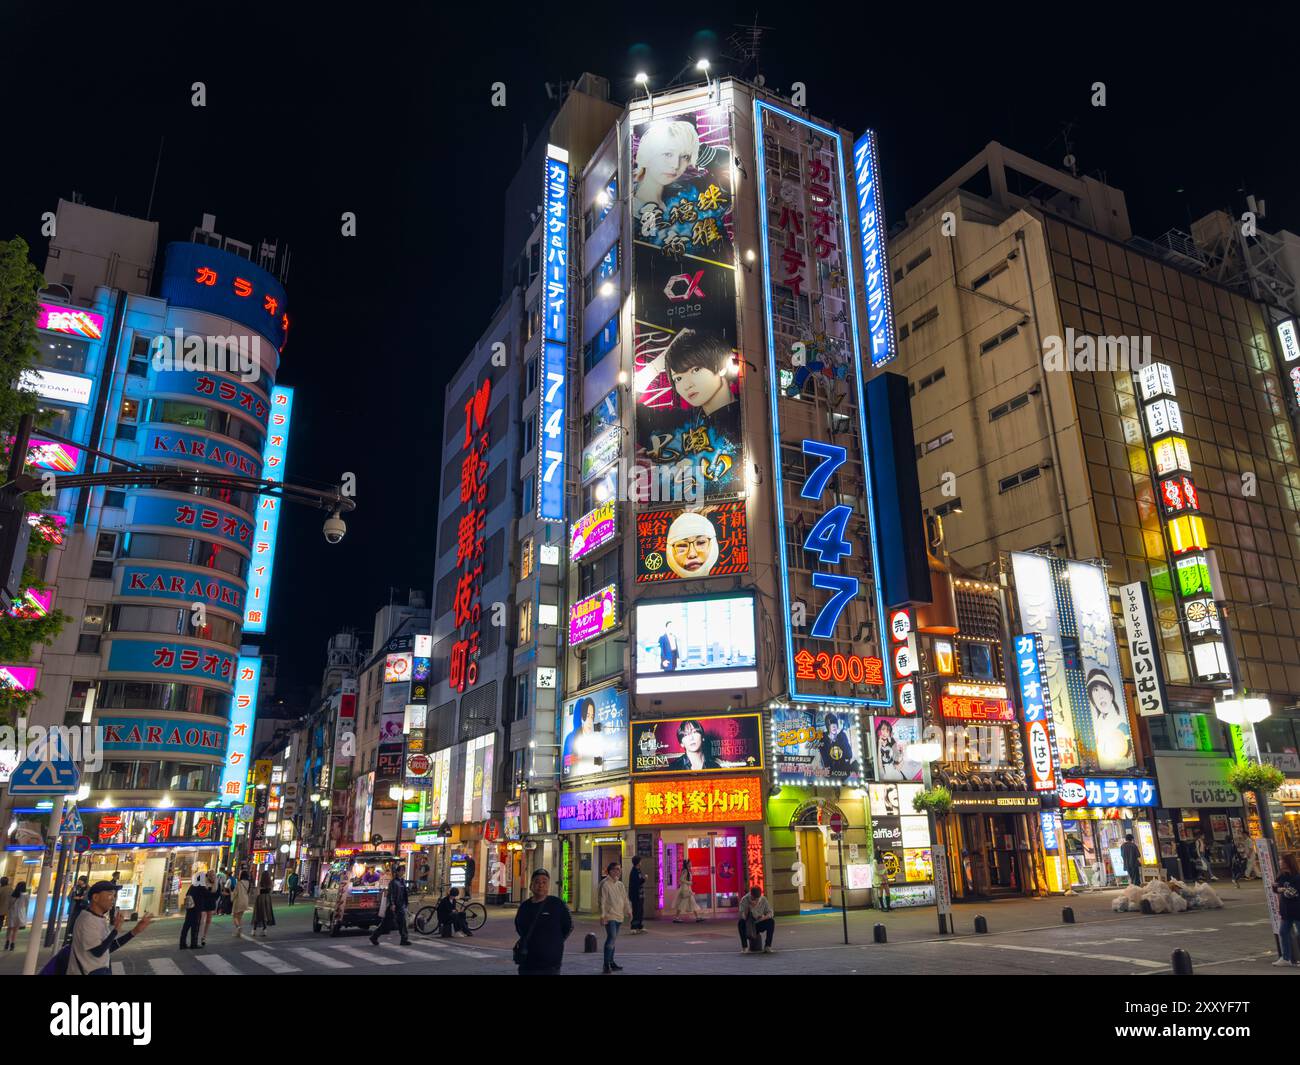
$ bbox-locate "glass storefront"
[658,828,743,917]
[1062,810,1156,888]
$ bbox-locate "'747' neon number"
[799,440,859,639]
[541,369,564,485]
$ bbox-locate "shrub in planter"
[1226,760,1285,796]
[912,786,953,818]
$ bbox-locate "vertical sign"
[538,144,569,522]
[243,385,294,634]
[1119,581,1168,717]
[219,656,261,802]
[450,378,491,693]
[1015,633,1059,793]
[755,99,889,706]
[851,129,897,368]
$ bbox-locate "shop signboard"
[117,564,245,613]
[635,501,749,583]
[870,716,924,782]
[243,384,294,633]
[1014,632,1061,793]
[1119,581,1168,717]
[570,502,617,563]
[1060,776,1158,807]
[558,785,631,832]
[631,775,763,826]
[560,685,628,780]
[98,717,229,757]
[538,143,569,522]
[1152,756,1240,808]
[630,713,763,775]
[770,705,864,786]
[129,492,253,553]
[932,843,953,915]
[868,783,928,886]
[633,594,757,693]
[37,301,105,338]
[569,583,618,646]
[106,637,237,686]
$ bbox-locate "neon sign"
[851,129,896,367]
[219,656,260,800]
[449,377,491,692]
[793,650,884,685]
[1015,633,1060,792]
[36,302,104,339]
[243,385,293,633]
[538,144,569,523]
[939,694,1016,723]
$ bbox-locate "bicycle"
[413,895,487,935]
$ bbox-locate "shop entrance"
[659,829,742,918]
[796,828,829,909]
[957,813,1025,897]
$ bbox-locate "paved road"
[1,882,1291,976]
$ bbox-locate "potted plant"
[1226,760,1285,797]
[912,786,953,818]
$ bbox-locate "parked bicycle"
[413,892,487,935]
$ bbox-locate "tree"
[0,237,70,725]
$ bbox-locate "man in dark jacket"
[628,856,647,933]
[1119,833,1142,884]
[371,869,411,946]
[514,869,573,975]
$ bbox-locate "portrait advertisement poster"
[561,685,629,780]
[634,594,757,693]
[630,712,763,774]
[570,501,617,564]
[569,583,618,646]
[635,500,749,583]
[631,103,742,502]
[771,705,863,786]
[1067,561,1135,770]
[871,716,924,782]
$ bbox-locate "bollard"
[583,932,598,953]
[1140,899,1154,915]
[1062,907,1075,924]
[873,923,888,944]
[974,915,989,934]
[1171,949,1193,975]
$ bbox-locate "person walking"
[253,869,276,936]
[62,876,90,945]
[1194,833,1216,881]
[198,870,219,945]
[0,876,11,932]
[513,869,573,975]
[672,858,705,922]
[286,869,300,906]
[230,873,250,938]
[1271,853,1300,967]
[4,882,27,950]
[70,881,153,975]
[738,884,775,953]
[179,873,205,950]
[370,868,411,946]
[628,855,647,934]
[598,862,633,974]
[875,855,892,911]
[1119,833,1142,885]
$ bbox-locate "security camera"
[322,510,347,544]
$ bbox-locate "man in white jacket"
[738,885,775,953]
[598,862,633,974]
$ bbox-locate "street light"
[634,71,653,116]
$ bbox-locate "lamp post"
[1215,694,1276,846]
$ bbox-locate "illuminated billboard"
[851,130,897,368]
[384,653,412,684]
[37,302,104,339]
[160,243,288,349]
[219,656,261,800]
[635,501,748,583]
[632,775,763,826]
[755,99,890,707]
[634,594,757,693]
[871,716,924,782]
[631,103,741,502]
[243,385,294,634]
[771,705,863,786]
[570,502,616,563]
[129,492,252,553]
[537,144,569,523]
[561,685,628,780]
[558,785,630,832]
[569,583,618,646]
[16,437,81,473]
[106,638,236,685]
[630,713,763,774]
[22,369,92,405]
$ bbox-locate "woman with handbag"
[513,869,572,975]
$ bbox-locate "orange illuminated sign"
[746,833,764,893]
[1167,514,1208,555]
[793,650,884,685]
[633,775,763,826]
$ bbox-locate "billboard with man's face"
[634,595,757,693]
[635,501,749,583]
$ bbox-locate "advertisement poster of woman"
[631,107,742,502]
[873,717,923,782]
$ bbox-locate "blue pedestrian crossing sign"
[59,806,84,836]
[8,755,80,796]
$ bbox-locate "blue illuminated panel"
[218,656,261,802]
[851,130,897,368]
[754,100,891,707]
[243,386,294,634]
[538,144,569,523]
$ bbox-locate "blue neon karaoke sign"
[243,385,293,634]
[538,144,569,523]
[754,99,891,707]
[218,656,262,802]
[851,130,897,368]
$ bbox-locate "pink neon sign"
[37,303,104,339]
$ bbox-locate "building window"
[917,430,954,457]
[998,465,1043,493]
[905,247,932,274]
[584,241,620,301]
[898,323,910,341]
[980,323,1021,355]
[78,603,106,655]
[989,391,1031,421]
[95,533,118,559]
[971,261,1010,290]
[34,334,90,374]
[518,600,533,645]
[514,674,530,723]
[521,475,535,516]
[934,498,962,517]
[520,411,536,460]
[912,367,946,396]
[526,302,541,341]
[525,355,538,395]
[67,680,94,710]
[910,307,939,332]
[520,536,534,580]
[583,315,619,374]
[127,334,154,377]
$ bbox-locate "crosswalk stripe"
[241,950,301,973]
[410,938,495,960]
[194,954,241,975]
[327,944,402,966]
[148,957,182,975]
[288,947,351,969]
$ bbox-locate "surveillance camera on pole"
[323,510,347,544]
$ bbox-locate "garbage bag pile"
[1111,879,1224,912]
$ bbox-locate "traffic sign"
[7,755,79,795]
[828,811,845,836]
[73,835,91,855]
[58,805,83,836]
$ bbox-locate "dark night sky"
[3,6,1295,704]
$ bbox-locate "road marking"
[288,947,351,969]
[401,938,495,960]
[1072,937,1143,946]
[327,944,402,966]
[948,940,1165,968]
[194,954,241,975]
[1146,928,1218,936]
[241,950,301,973]
[147,957,183,975]
[1229,919,1270,927]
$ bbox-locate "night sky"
[3,7,1295,704]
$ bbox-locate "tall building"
[883,142,1300,872]
[2,204,295,912]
